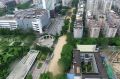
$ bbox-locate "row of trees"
[40,72,66,79]
[59,44,73,72]
[0,28,35,36]
[17,1,31,9]
[61,7,77,35]
[61,19,70,34]
[34,45,53,54]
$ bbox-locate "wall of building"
[105,27,117,37]
[0,20,18,30]
[74,27,83,38]
[89,27,100,38]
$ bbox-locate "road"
[46,16,64,35]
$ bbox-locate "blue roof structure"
[67,73,75,79]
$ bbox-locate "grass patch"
[37,62,43,69]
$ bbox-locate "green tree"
[115,37,120,46]
[0,8,6,16]
[17,2,31,9]
[59,44,73,72]
[40,72,53,79]
[55,74,66,79]
[26,74,33,79]
[97,37,109,47]
[66,33,76,47]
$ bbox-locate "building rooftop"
[14,8,48,19]
[72,47,108,79]
[0,0,14,4]
[77,45,97,52]
[0,15,15,20]
[87,19,102,28]
[106,10,120,28]
[7,50,39,79]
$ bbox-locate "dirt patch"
[48,35,67,75]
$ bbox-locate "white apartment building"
[33,0,55,17]
[86,0,113,16]
[88,19,101,38]
[104,10,120,37]
[0,15,17,30]
[0,0,14,4]
[14,8,50,34]
[97,0,113,13]
[33,0,55,10]
[104,22,118,37]
[89,26,101,38]
[0,1,6,8]
[113,0,120,13]
[73,1,84,38]
[86,0,98,15]
[32,19,43,33]
[62,0,71,6]
[74,21,83,38]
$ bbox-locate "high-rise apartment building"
[113,0,120,14]
[33,0,56,17]
[74,20,83,38]
[104,11,119,37]
[86,0,113,16]
[104,22,118,37]
[87,19,101,38]
[73,1,84,38]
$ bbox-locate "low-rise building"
[0,15,18,30]
[67,45,108,79]
[14,8,50,33]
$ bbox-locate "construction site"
[101,46,120,79]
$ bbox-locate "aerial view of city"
[0,0,120,79]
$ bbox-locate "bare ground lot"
[48,35,67,76]
[102,49,120,78]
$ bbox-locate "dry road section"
[48,35,67,75]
